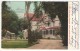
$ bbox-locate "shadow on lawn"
[1,39,36,48]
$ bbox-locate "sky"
[7,1,35,18]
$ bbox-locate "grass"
[2,39,30,48]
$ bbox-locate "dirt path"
[27,39,67,49]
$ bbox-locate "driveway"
[27,39,67,49]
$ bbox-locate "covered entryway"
[40,26,61,39]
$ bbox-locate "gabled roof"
[24,13,60,23]
[24,13,43,21]
[40,26,60,30]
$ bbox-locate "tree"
[18,31,23,39]
[25,2,32,44]
[18,18,28,31]
[2,1,11,30]
[2,1,19,37]
[42,2,68,46]
[2,1,11,37]
[25,2,43,45]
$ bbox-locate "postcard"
[0,0,80,50]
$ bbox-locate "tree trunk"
[25,2,32,45]
[27,20,32,45]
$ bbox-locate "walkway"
[27,39,67,49]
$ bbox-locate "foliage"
[25,2,43,44]
[42,2,68,46]
[18,18,28,31]
[18,31,23,39]
[2,1,11,30]
[2,1,28,37]
[2,29,6,37]
[29,30,41,44]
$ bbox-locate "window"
[50,29,52,34]
[53,30,54,35]
[46,30,48,34]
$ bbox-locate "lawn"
[2,39,30,48]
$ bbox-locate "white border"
[0,0,80,51]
